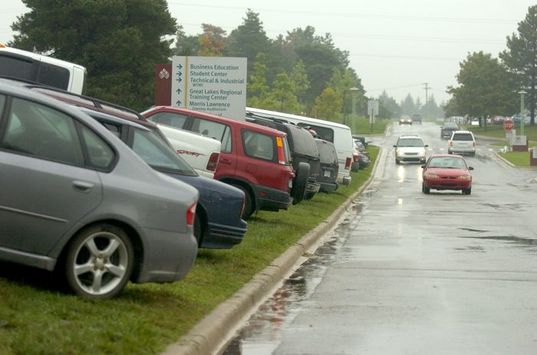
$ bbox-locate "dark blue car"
[80,108,247,249]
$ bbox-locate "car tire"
[395,159,400,165]
[422,183,430,194]
[463,188,472,195]
[231,184,254,219]
[292,162,310,205]
[64,224,134,299]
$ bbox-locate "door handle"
[73,181,94,192]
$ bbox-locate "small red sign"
[504,119,513,131]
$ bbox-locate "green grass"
[0,147,379,355]
[498,151,533,167]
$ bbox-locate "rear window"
[37,62,70,90]
[288,125,319,157]
[316,140,338,164]
[452,133,474,141]
[242,129,275,161]
[297,123,334,143]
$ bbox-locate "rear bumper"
[202,220,248,249]
[319,181,338,193]
[255,184,292,212]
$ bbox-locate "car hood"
[424,167,470,177]
[396,147,425,154]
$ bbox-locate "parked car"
[246,112,321,203]
[16,83,222,179]
[356,151,371,169]
[315,139,339,193]
[0,44,86,94]
[448,130,476,156]
[352,135,368,148]
[143,107,295,219]
[440,121,459,139]
[399,115,413,125]
[78,108,247,249]
[393,135,428,164]
[246,107,354,187]
[422,154,474,195]
[0,78,199,299]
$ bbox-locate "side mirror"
[424,144,429,148]
[469,166,474,170]
[421,165,425,169]
[393,145,397,148]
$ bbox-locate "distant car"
[422,154,474,195]
[440,121,459,139]
[0,78,199,299]
[412,114,422,124]
[399,116,413,125]
[393,135,428,164]
[448,130,476,156]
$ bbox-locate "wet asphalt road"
[223,122,537,355]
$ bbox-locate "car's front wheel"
[64,224,134,299]
[422,183,430,194]
[463,188,472,195]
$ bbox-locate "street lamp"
[519,89,527,136]
[344,87,359,126]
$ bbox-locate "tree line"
[446,5,537,126]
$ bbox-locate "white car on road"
[393,135,428,164]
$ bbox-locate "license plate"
[324,170,331,177]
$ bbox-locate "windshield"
[397,138,424,147]
[132,128,196,176]
[428,157,467,169]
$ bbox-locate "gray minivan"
[0,79,199,299]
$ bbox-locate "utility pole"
[423,82,430,118]
[423,82,430,105]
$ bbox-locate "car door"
[0,96,104,255]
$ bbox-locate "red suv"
[143,107,295,219]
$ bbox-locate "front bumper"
[202,220,248,249]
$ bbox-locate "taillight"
[206,152,220,171]
[345,157,352,170]
[276,136,286,165]
[186,203,196,226]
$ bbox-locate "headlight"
[424,172,439,179]
[458,175,472,181]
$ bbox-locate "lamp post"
[519,90,527,136]
[344,87,359,126]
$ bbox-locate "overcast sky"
[1,1,535,105]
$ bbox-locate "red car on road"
[421,154,474,195]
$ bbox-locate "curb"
[163,150,382,355]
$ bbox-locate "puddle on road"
[223,193,373,355]
[459,235,537,249]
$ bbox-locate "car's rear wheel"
[422,183,430,194]
[231,184,254,219]
[64,224,134,299]
[291,162,310,205]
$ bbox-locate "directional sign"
[171,56,247,120]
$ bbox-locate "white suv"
[448,130,476,156]
[393,135,428,164]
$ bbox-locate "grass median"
[0,146,378,354]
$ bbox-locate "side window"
[242,130,275,161]
[79,125,115,170]
[0,55,34,80]
[101,122,122,137]
[37,63,70,91]
[0,95,5,116]
[191,117,228,141]
[149,112,188,129]
[298,123,334,143]
[1,98,83,166]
